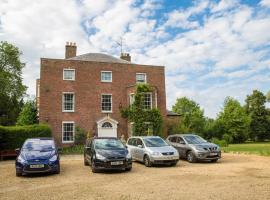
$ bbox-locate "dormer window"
[101,71,112,82]
[136,73,146,83]
[63,69,75,80]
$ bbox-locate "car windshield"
[143,137,168,147]
[94,139,125,150]
[183,135,206,144]
[22,140,55,151]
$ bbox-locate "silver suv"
[166,134,221,163]
[126,136,179,167]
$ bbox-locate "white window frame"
[62,92,75,112]
[101,71,112,82]
[143,92,152,110]
[136,73,147,83]
[101,94,112,113]
[63,69,75,81]
[62,121,75,143]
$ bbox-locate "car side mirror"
[138,145,143,148]
[15,148,20,155]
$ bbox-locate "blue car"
[15,138,60,176]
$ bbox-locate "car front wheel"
[144,155,152,167]
[187,151,197,163]
[91,160,97,173]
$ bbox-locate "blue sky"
[0,0,270,118]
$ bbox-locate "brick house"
[37,42,179,146]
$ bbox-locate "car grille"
[203,147,218,151]
[107,156,125,160]
[162,152,174,156]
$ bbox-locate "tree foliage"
[121,84,163,136]
[172,97,205,135]
[0,41,27,125]
[217,97,250,143]
[16,99,38,126]
[245,90,270,141]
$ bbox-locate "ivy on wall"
[121,84,163,136]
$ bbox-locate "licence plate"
[30,164,44,168]
[111,161,123,165]
[210,153,217,156]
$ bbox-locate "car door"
[176,136,187,158]
[127,138,136,160]
[136,138,145,162]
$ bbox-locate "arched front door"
[97,116,118,137]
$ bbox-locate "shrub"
[211,137,228,147]
[0,124,51,150]
[75,126,87,145]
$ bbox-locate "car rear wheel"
[144,155,152,167]
[187,151,197,163]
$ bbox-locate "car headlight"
[49,155,58,162]
[96,153,106,160]
[195,146,206,151]
[17,155,26,163]
[151,152,160,156]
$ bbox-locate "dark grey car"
[166,134,221,163]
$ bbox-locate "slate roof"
[67,53,131,64]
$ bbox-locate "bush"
[0,124,51,150]
[75,126,87,145]
[211,137,228,147]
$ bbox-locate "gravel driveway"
[1,153,270,200]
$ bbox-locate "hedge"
[0,124,52,150]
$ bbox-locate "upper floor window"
[101,94,112,112]
[62,92,75,112]
[62,121,74,143]
[63,69,75,80]
[136,73,146,83]
[101,71,112,82]
[143,93,152,109]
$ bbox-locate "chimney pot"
[120,52,131,62]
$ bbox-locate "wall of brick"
[39,58,167,146]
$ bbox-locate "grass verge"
[222,142,270,156]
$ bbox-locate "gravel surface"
[1,153,270,200]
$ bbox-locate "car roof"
[26,137,54,141]
[91,137,120,140]
[128,136,161,139]
[168,134,199,137]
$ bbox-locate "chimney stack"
[65,42,77,59]
[120,53,131,62]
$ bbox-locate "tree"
[172,97,205,134]
[245,90,270,141]
[217,97,250,143]
[0,41,27,125]
[16,99,38,125]
[121,84,163,136]
[267,91,270,102]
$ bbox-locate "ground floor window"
[62,121,75,143]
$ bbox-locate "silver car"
[166,134,221,163]
[126,136,179,167]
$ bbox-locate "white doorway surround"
[97,116,118,137]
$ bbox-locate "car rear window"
[22,139,55,151]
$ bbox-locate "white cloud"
[260,0,270,7]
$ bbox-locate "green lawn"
[222,142,270,156]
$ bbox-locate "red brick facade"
[38,44,167,146]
